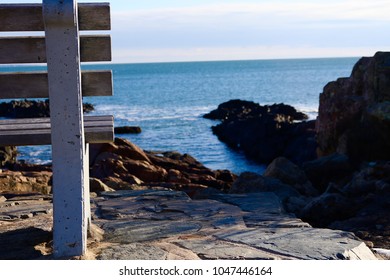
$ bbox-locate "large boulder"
[316,52,390,162]
[264,157,318,196]
[302,153,355,193]
[300,192,357,227]
[230,172,301,202]
[204,99,317,165]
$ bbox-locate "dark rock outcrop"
[0,99,94,118]
[114,126,142,134]
[264,157,318,197]
[230,172,302,202]
[204,99,317,165]
[316,51,390,162]
[302,153,355,193]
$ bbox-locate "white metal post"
[43,0,90,258]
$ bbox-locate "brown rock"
[89,142,119,166]
[90,159,128,179]
[0,170,52,194]
[89,138,236,191]
[102,176,143,190]
[90,178,115,193]
[122,159,167,183]
[167,169,191,184]
[215,170,237,183]
[147,151,207,172]
[115,138,151,163]
[93,152,122,166]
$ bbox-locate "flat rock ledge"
[0,190,377,260]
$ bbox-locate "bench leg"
[52,144,90,258]
[43,0,89,258]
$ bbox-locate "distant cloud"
[112,45,385,63]
[2,0,389,62]
[112,0,390,29]
[109,0,389,62]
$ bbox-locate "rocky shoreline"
[0,136,389,259]
[0,52,389,259]
[200,52,390,249]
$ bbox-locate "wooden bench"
[0,0,114,258]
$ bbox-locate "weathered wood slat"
[0,115,114,146]
[0,3,110,32]
[0,71,113,98]
[0,117,113,130]
[0,120,114,131]
[0,35,111,64]
[0,115,111,125]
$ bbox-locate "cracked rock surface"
[0,190,377,260]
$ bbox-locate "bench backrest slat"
[0,35,111,64]
[0,3,110,32]
[0,71,112,98]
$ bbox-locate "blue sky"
[4,0,390,62]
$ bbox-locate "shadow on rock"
[0,227,52,260]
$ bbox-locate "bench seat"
[0,115,113,146]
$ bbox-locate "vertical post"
[43,0,90,258]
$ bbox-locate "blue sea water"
[1,58,359,174]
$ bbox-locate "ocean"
[1,57,359,174]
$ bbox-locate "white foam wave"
[94,104,214,123]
